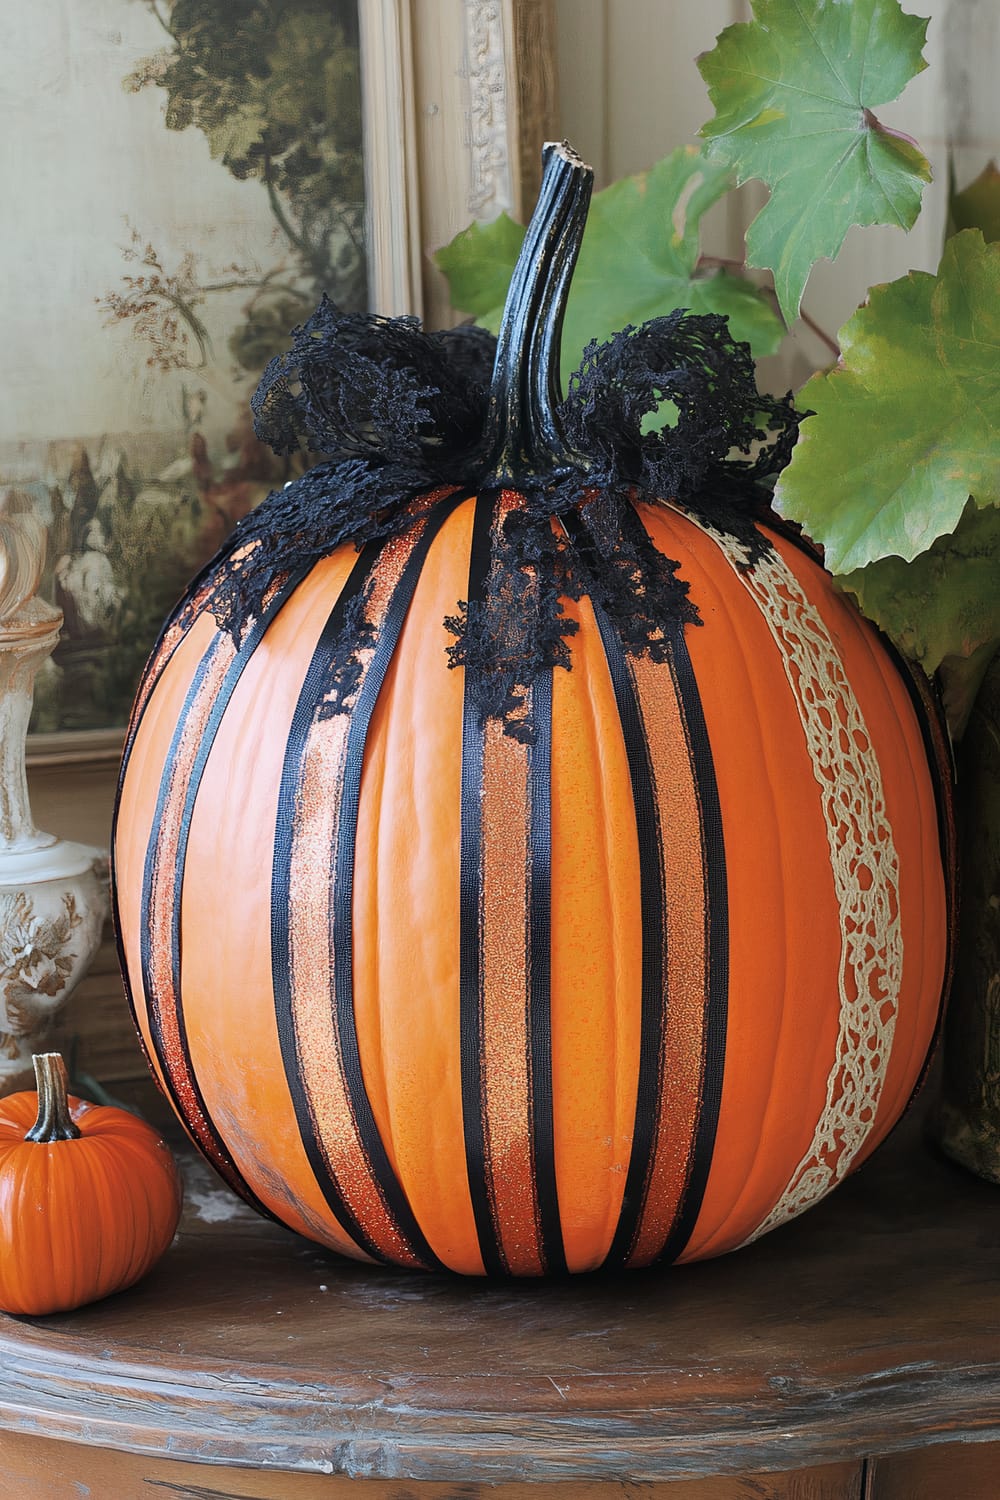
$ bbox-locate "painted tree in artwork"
[117,0,367,374]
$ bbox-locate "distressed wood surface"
[510,0,561,213]
[0,1100,997,1486]
[0,1429,868,1499]
[866,1440,1000,1498]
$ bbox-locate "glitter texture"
[627,646,708,1267]
[127,580,216,745]
[145,632,238,1178]
[480,709,544,1276]
[287,519,430,1268]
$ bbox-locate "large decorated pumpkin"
[113,144,952,1275]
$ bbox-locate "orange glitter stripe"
[145,634,238,1175]
[626,646,709,1267]
[479,712,545,1277]
[286,520,433,1269]
[289,711,420,1265]
[126,580,216,748]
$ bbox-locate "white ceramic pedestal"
[0,509,108,1094]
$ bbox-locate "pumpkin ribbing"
[113,143,952,1275]
[0,1052,182,1314]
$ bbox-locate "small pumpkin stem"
[481,140,594,484]
[26,1053,81,1143]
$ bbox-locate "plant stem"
[26,1054,81,1143]
[795,306,841,361]
[481,141,593,484]
[157,289,212,367]
[147,0,173,37]
[262,159,332,288]
[695,253,841,359]
[326,200,365,264]
[200,278,304,299]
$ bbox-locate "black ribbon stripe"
[654,617,729,1265]
[330,495,468,1273]
[114,549,237,1093]
[136,642,224,1140]
[138,562,307,1222]
[561,504,731,1268]
[273,494,466,1270]
[112,789,170,1100]
[612,502,729,1264]
[886,641,957,1088]
[459,492,509,1277]
[558,510,666,1270]
[118,530,250,777]
[458,492,566,1278]
[272,541,390,1261]
[460,493,567,1278]
[588,621,668,1270]
[526,663,567,1275]
[109,870,160,1096]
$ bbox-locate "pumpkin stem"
[26,1053,81,1143]
[480,140,594,484]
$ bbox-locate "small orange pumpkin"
[114,144,953,1275]
[0,1053,182,1315]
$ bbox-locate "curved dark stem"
[480,141,594,485]
[26,1053,81,1143]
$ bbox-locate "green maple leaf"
[434,212,528,335]
[949,160,1000,243]
[840,500,1000,678]
[435,146,784,379]
[775,230,1000,577]
[699,0,932,323]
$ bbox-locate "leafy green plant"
[437,0,1000,740]
[699,0,932,323]
[436,146,784,376]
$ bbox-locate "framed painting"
[12,0,556,769]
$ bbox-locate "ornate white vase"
[0,496,108,1094]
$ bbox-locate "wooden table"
[0,1096,998,1500]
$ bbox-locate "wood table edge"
[0,1326,998,1482]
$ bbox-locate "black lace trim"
[202,297,801,734]
[445,503,584,742]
